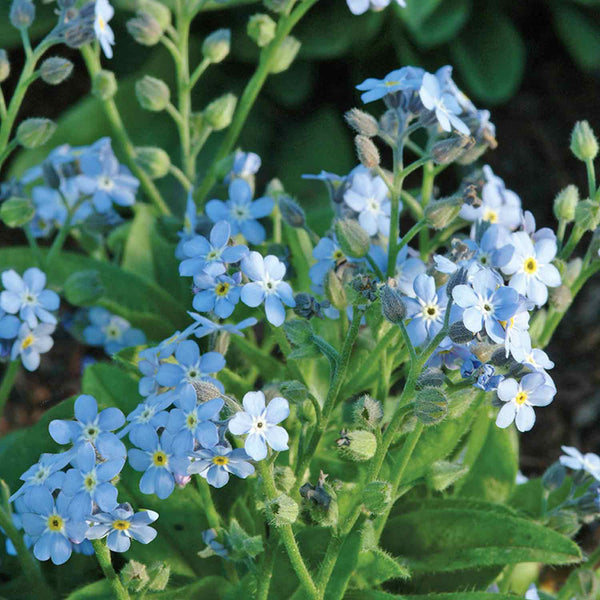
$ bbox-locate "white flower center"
[232,204,250,221]
[421,302,440,321]
[250,414,268,436]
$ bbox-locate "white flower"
[560,446,600,481]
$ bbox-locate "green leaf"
[353,547,411,588]
[324,524,363,599]
[0,247,187,340]
[450,7,525,103]
[400,0,443,28]
[552,3,600,71]
[65,579,112,599]
[122,204,157,280]
[345,592,521,600]
[381,499,582,592]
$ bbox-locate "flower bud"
[0,50,11,83]
[324,270,347,310]
[40,57,73,86]
[279,195,305,228]
[425,195,463,230]
[337,429,377,461]
[16,118,56,149]
[547,510,581,537]
[363,481,392,514]
[138,0,171,29]
[426,460,468,491]
[415,369,445,390]
[121,560,149,593]
[63,5,96,48]
[10,0,35,29]
[379,283,406,324]
[448,321,474,344]
[570,120,598,162]
[431,135,475,165]
[352,395,383,428]
[266,494,298,526]
[349,273,378,303]
[293,293,327,319]
[334,218,370,259]
[127,13,163,46]
[191,380,222,403]
[279,380,307,404]
[379,109,400,138]
[135,146,171,179]
[203,29,231,64]
[204,93,237,131]
[355,135,380,169]
[553,185,579,223]
[300,473,338,527]
[414,387,448,426]
[147,562,170,591]
[345,108,379,138]
[564,258,583,286]
[542,462,566,491]
[575,199,600,231]
[549,285,572,312]
[264,0,287,12]
[136,76,170,111]
[446,266,469,296]
[0,196,35,228]
[489,347,512,368]
[274,466,296,492]
[247,14,276,48]
[93,69,118,100]
[64,270,105,306]
[269,36,301,74]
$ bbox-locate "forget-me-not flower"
[9,453,70,503]
[309,237,347,288]
[121,392,172,446]
[240,252,296,327]
[228,391,290,461]
[192,271,242,318]
[344,172,392,236]
[225,151,261,184]
[11,322,55,371]
[0,308,20,340]
[495,372,555,432]
[347,0,406,15]
[356,66,424,104]
[188,445,255,488]
[1,268,60,329]
[188,313,258,338]
[206,179,274,245]
[83,307,146,354]
[419,72,470,135]
[86,503,158,553]
[559,447,600,481]
[94,0,115,59]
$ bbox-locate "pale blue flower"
[192,271,242,318]
[560,447,600,481]
[0,308,20,340]
[9,453,71,503]
[344,172,392,236]
[83,307,146,354]
[121,392,173,446]
[188,445,255,488]
[188,313,258,338]
[225,151,261,183]
[201,528,228,558]
[94,0,115,59]
[347,0,405,15]
[10,322,55,371]
[309,237,346,288]
[228,391,289,461]
[356,66,424,104]
[419,72,469,135]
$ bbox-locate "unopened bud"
[10,0,35,29]
[431,135,475,165]
[135,146,171,179]
[263,0,287,12]
[16,118,56,149]
[64,270,105,306]
[127,13,163,46]
[0,196,35,228]
[575,199,600,231]
[279,195,305,228]
[337,429,377,461]
[147,562,170,591]
[415,369,445,390]
[204,93,237,131]
[564,258,583,286]
[489,347,512,367]
[553,185,579,223]
[93,69,118,100]
[269,36,300,74]
[121,560,149,593]
[570,120,598,162]
[191,380,222,403]
[40,57,73,85]
[349,273,378,303]
[549,285,572,312]
[448,321,474,344]
[274,466,296,493]
[279,380,307,404]
[266,494,298,526]
[136,76,170,111]
[355,135,380,169]
[345,108,379,138]
[425,195,463,230]
[379,109,400,138]
[293,293,326,319]
[247,14,276,48]
[334,218,370,259]
[542,462,566,491]
[380,283,406,324]
[414,387,448,426]
[352,395,383,428]
[300,472,337,527]
[138,0,171,29]
[547,510,580,537]
[0,50,11,83]
[363,481,392,514]
[324,270,347,310]
[203,29,231,63]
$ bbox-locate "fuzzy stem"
[91,540,131,600]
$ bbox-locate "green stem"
[169,164,193,191]
[91,540,131,600]
[0,138,19,166]
[387,145,404,277]
[255,540,276,600]
[257,462,319,600]
[194,477,220,529]
[24,226,44,268]
[0,360,20,418]
[585,158,596,198]
[189,57,211,90]
[79,46,170,215]
[194,0,320,206]
[418,161,435,255]
[559,225,584,259]
[366,253,385,280]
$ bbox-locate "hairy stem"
[91,540,131,600]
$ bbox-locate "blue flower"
[155,340,225,394]
[473,363,503,392]
[404,274,451,347]
[495,372,555,432]
[502,231,561,307]
[1,268,60,328]
[559,447,600,481]
[356,66,424,104]
[62,444,124,519]
[86,503,158,552]
[188,313,258,338]
[94,0,115,59]
[49,394,126,460]
[138,347,162,397]
[188,445,255,488]
[228,391,289,461]
[205,179,274,245]
[166,386,223,454]
[121,393,173,446]
[347,0,405,15]
[473,224,515,269]
[0,308,19,340]
[344,172,392,236]
[11,322,55,371]
[419,72,469,135]
[21,489,87,565]
[511,337,554,373]
[128,430,189,499]
[240,252,296,327]
[179,220,248,277]
[201,528,228,558]
[225,151,261,184]
[309,237,347,288]
[77,138,139,211]
[9,453,71,503]
[452,269,519,343]
[192,271,242,318]
[83,307,146,354]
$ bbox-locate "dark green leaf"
[353,547,411,588]
[552,3,600,71]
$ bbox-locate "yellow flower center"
[215,282,230,297]
[333,249,344,260]
[186,413,198,428]
[112,520,130,531]
[152,450,168,467]
[515,391,528,405]
[47,515,64,532]
[98,16,105,31]
[483,209,498,223]
[21,334,35,349]
[212,455,229,466]
[523,257,538,274]
[84,474,97,491]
